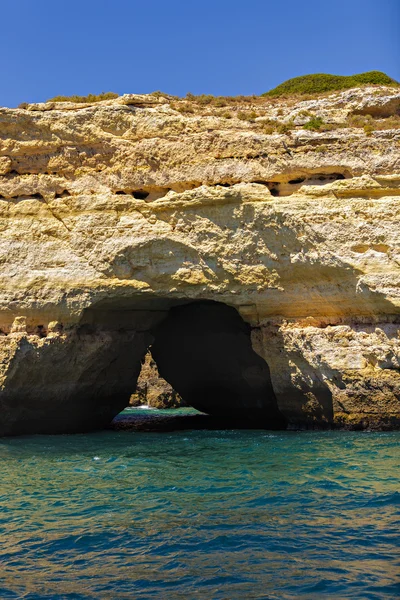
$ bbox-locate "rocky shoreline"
[112,408,400,433]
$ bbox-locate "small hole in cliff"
[266,172,349,197]
[266,183,280,196]
[289,178,305,184]
[36,325,47,338]
[115,191,126,195]
[316,173,345,182]
[31,193,45,200]
[55,190,71,198]
[132,191,150,200]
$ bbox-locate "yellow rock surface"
[0,87,399,433]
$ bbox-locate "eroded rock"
[0,87,399,434]
[129,351,182,409]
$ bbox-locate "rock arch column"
[0,323,152,436]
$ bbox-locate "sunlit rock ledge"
[0,87,399,434]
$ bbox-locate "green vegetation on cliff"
[37,72,399,107]
[47,92,119,103]
[263,71,399,97]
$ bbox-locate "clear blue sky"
[2,0,399,107]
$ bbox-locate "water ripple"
[0,413,399,599]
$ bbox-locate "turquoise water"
[0,409,399,599]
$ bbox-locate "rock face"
[0,87,399,434]
[129,351,182,409]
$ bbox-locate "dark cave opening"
[132,190,150,200]
[266,172,348,197]
[149,301,286,428]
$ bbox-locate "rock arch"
[151,301,286,428]
[0,298,286,435]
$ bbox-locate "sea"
[0,407,399,599]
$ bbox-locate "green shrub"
[237,110,257,122]
[276,121,294,134]
[48,92,119,103]
[376,115,400,130]
[260,118,277,134]
[303,116,324,131]
[185,93,214,105]
[185,93,256,107]
[347,114,367,128]
[263,71,399,97]
[150,90,177,100]
[345,113,400,131]
[177,104,195,114]
[213,96,228,107]
[171,102,195,114]
[263,124,276,134]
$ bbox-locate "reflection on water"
[0,409,399,599]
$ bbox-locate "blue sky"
[2,0,399,107]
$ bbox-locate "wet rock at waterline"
[0,87,399,434]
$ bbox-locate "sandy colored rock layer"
[129,351,182,409]
[0,87,399,433]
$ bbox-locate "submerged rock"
[0,87,399,434]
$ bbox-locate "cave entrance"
[149,301,286,429]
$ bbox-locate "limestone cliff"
[0,86,399,434]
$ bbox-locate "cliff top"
[13,71,399,110]
[263,71,399,97]
[9,84,400,140]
